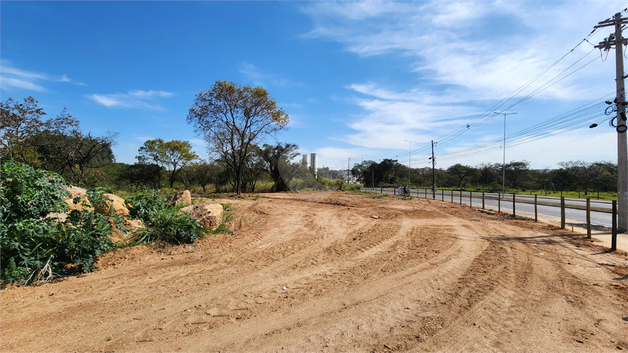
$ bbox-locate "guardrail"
[363,187,620,251]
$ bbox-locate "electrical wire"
[389,38,600,161]
[502,53,600,111]
[437,93,614,162]
[379,17,618,167]
[435,42,595,144]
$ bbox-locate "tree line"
[2,80,618,196]
[1,81,331,194]
[351,159,618,195]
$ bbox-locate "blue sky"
[1,0,624,171]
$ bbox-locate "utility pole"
[347,157,351,184]
[595,12,628,232]
[429,140,436,199]
[494,111,517,197]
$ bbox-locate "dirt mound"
[1,191,626,352]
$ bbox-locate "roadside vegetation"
[353,159,618,200]
[1,81,622,286]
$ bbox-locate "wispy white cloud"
[0,61,85,91]
[239,62,301,87]
[335,82,479,149]
[189,138,206,148]
[88,90,174,110]
[299,0,620,161]
[281,102,304,108]
[301,0,616,101]
[1,76,46,92]
[134,135,154,142]
[128,90,173,99]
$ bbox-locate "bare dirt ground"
[2,191,627,352]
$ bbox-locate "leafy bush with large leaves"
[1,161,114,285]
[125,189,203,245]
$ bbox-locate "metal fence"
[364,187,619,250]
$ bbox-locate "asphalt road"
[364,188,614,228]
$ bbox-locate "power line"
[395,39,601,160]
[379,19,614,170]
[437,94,613,161]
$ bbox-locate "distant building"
[302,154,310,170]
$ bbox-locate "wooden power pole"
[595,12,628,232]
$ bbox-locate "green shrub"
[125,189,203,245]
[1,160,68,222]
[1,161,114,285]
[369,193,389,199]
[131,211,203,244]
[347,184,362,192]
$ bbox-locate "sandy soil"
[1,191,627,352]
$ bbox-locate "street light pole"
[494,111,517,196]
[405,139,416,185]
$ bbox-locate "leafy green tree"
[137,138,198,188]
[191,161,219,193]
[591,161,617,192]
[505,160,530,190]
[118,163,164,191]
[477,163,498,187]
[29,129,117,184]
[550,168,573,192]
[1,97,80,167]
[1,98,116,184]
[379,159,401,185]
[447,163,476,188]
[1,97,48,166]
[187,80,289,195]
[558,160,608,195]
[177,165,196,190]
[243,145,267,192]
[261,143,300,192]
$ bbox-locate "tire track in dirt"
[174,212,484,352]
[1,193,626,353]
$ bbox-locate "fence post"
[482,191,485,209]
[512,193,516,217]
[498,193,501,213]
[612,200,617,251]
[459,190,462,205]
[470,191,473,208]
[534,194,538,222]
[560,196,566,229]
[450,190,453,203]
[424,188,427,198]
[586,198,591,239]
[441,189,444,202]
